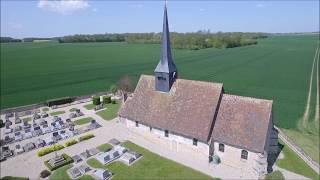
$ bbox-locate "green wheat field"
[1,35,319,162]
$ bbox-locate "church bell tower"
[154,2,177,93]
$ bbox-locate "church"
[119,3,278,177]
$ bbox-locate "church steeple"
[154,2,177,92]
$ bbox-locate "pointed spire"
[155,1,177,73]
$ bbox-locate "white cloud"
[256,4,265,8]
[37,0,90,15]
[8,22,23,29]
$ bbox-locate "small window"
[218,143,224,152]
[135,121,139,127]
[157,76,166,81]
[149,127,152,132]
[193,138,198,146]
[164,130,169,137]
[241,150,248,160]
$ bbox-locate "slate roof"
[119,75,223,142]
[154,4,177,73]
[212,94,273,153]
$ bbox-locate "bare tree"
[117,75,133,102]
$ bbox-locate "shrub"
[79,134,95,142]
[1,176,29,180]
[46,97,73,107]
[44,153,73,171]
[103,96,111,104]
[109,84,118,95]
[65,139,78,147]
[111,100,116,104]
[37,144,64,157]
[40,170,51,178]
[92,96,101,105]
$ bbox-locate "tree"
[103,96,111,104]
[117,75,133,102]
[109,84,118,95]
[92,96,101,105]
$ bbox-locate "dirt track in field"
[315,45,319,125]
[302,46,319,127]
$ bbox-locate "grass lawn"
[96,102,121,121]
[276,140,319,180]
[49,164,72,180]
[69,108,77,112]
[264,170,284,180]
[73,117,94,125]
[97,143,113,152]
[49,111,65,116]
[42,107,49,112]
[78,175,95,180]
[84,104,95,110]
[87,141,215,180]
[22,117,31,122]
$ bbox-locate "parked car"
[15,144,24,154]
[14,131,23,141]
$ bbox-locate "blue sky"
[1,0,319,38]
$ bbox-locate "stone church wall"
[121,118,209,156]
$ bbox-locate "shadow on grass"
[267,142,284,173]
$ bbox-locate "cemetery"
[0,103,102,161]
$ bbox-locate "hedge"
[46,97,74,107]
[65,139,78,147]
[1,176,29,180]
[44,153,73,171]
[111,100,116,104]
[103,96,111,104]
[37,144,64,157]
[78,134,95,142]
[92,96,101,105]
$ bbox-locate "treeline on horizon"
[0,31,268,50]
[58,31,268,50]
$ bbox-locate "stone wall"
[121,117,210,157]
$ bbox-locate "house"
[119,3,278,177]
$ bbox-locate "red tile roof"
[212,94,273,153]
[119,75,223,142]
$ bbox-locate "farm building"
[119,3,278,177]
